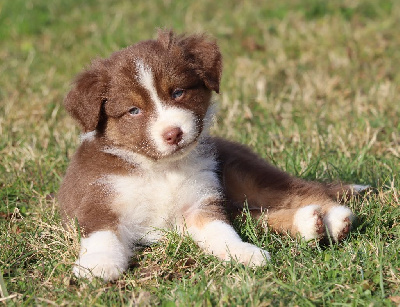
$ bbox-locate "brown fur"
[60,30,356,243]
[60,30,224,235]
[212,137,354,236]
[182,197,229,230]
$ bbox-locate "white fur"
[323,206,354,241]
[73,230,131,281]
[186,220,270,266]
[80,130,97,142]
[149,107,198,156]
[73,62,267,280]
[293,204,322,240]
[98,101,270,269]
[102,146,154,168]
[135,60,199,156]
[351,184,370,193]
[136,60,163,112]
[99,140,222,247]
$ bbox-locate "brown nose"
[162,127,183,145]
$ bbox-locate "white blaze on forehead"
[135,59,199,156]
[136,60,164,112]
[80,130,97,143]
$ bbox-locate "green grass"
[1,0,399,305]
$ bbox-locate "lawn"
[0,0,399,305]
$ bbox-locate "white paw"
[187,220,270,267]
[293,205,324,240]
[323,206,354,242]
[225,242,271,267]
[73,252,127,281]
[73,230,130,281]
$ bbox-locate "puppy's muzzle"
[162,127,183,145]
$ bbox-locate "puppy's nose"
[162,127,183,145]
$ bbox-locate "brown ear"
[171,32,222,93]
[64,59,110,132]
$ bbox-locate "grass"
[0,0,399,305]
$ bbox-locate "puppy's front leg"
[183,211,270,266]
[73,230,131,281]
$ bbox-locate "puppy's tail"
[326,183,371,202]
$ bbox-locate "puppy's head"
[65,30,222,160]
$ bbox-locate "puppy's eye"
[172,89,184,100]
[128,107,141,115]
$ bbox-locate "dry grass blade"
[0,270,9,298]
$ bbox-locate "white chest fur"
[100,142,222,245]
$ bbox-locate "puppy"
[59,30,364,281]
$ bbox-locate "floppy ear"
[64,59,110,132]
[173,33,222,93]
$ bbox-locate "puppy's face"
[104,48,213,159]
[65,31,222,160]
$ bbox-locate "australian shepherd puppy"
[59,30,365,281]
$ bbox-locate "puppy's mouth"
[158,138,199,160]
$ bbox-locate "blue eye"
[129,107,141,115]
[172,89,184,99]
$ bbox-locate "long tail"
[326,183,371,202]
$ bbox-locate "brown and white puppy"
[59,30,366,281]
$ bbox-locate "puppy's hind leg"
[214,137,356,243]
[261,204,355,242]
[321,204,355,242]
[260,206,325,241]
